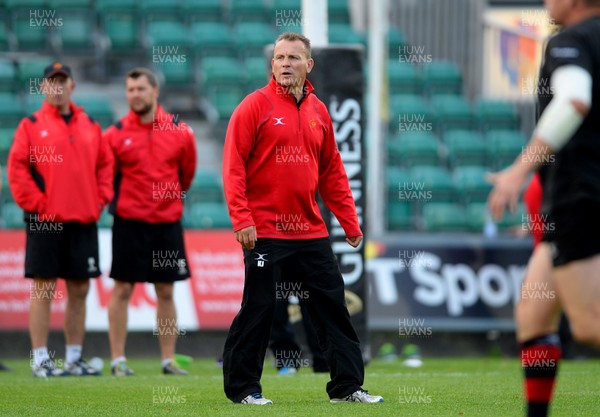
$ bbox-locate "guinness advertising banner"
[308,46,367,345]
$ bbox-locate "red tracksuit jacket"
[104,105,196,224]
[222,77,362,239]
[8,100,114,223]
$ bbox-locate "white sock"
[161,358,174,368]
[65,345,82,365]
[33,347,50,367]
[111,356,126,367]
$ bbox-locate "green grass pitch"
[0,357,598,416]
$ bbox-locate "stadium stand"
[453,166,493,204]
[387,131,440,168]
[183,202,232,229]
[0,59,17,93]
[229,0,272,24]
[182,0,224,24]
[0,0,525,233]
[443,130,487,168]
[0,93,24,129]
[388,60,423,95]
[485,130,527,170]
[188,169,225,204]
[474,98,520,131]
[103,15,140,51]
[422,60,462,96]
[191,22,236,58]
[422,202,469,232]
[327,0,350,24]
[1,201,22,229]
[431,95,475,132]
[74,94,115,128]
[0,128,13,162]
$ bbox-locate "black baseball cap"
[43,62,73,78]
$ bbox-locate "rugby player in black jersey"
[488,1,600,416]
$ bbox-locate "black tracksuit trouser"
[223,238,364,402]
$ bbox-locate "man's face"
[125,75,158,116]
[545,0,574,25]
[42,75,74,107]
[271,39,314,88]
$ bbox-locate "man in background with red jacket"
[104,68,196,376]
[222,32,383,405]
[8,63,114,377]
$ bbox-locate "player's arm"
[487,65,591,220]
[178,124,197,192]
[511,65,591,171]
[222,100,257,231]
[317,109,363,247]
[106,129,122,215]
[97,125,115,210]
[222,100,258,248]
[7,119,47,214]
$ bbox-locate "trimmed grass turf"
[0,358,598,416]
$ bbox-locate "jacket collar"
[40,100,83,118]
[268,76,314,103]
[125,104,168,128]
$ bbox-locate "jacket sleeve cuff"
[344,229,363,238]
[233,220,255,233]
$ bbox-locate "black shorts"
[110,216,190,283]
[543,202,600,267]
[25,220,100,280]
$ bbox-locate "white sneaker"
[240,393,273,405]
[330,389,384,403]
[65,357,101,376]
[32,359,69,378]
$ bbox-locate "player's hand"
[346,235,363,248]
[486,166,528,221]
[235,225,257,250]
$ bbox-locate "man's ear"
[306,58,314,74]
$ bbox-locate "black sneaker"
[65,357,101,376]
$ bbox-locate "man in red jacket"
[222,32,383,405]
[104,68,196,376]
[8,63,114,377]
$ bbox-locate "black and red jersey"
[538,17,600,217]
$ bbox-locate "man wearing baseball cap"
[8,62,114,377]
[43,62,73,78]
